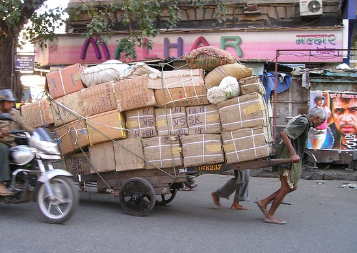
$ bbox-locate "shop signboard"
[14,55,35,71]
[308,91,357,150]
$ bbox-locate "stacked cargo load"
[20,47,274,179]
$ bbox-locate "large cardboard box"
[46,63,85,99]
[51,92,84,127]
[113,76,156,112]
[86,110,126,145]
[186,104,221,134]
[21,99,54,127]
[89,141,116,173]
[181,134,224,167]
[114,138,145,171]
[80,81,117,116]
[148,69,208,107]
[64,152,91,175]
[155,107,188,136]
[142,136,182,169]
[125,107,156,138]
[218,92,269,132]
[222,127,272,164]
[54,120,89,155]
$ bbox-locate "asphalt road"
[0,174,356,253]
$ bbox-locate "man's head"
[309,107,327,128]
[314,94,325,107]
[0,89,16,113]
[331,97,357,136]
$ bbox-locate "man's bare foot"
[231,204,249,210]
[257,200,268,215]
[264,216,287,224]
[211,192,221,207]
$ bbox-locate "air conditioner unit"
[300,0,323,17]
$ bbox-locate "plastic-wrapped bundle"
[207,76,239,104]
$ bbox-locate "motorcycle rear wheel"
[36,176,79,224]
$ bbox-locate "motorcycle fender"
[37,169,74,183]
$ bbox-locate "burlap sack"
[204,63,253,89]
[185,46,236,72]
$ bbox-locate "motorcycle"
[0,113,79,224]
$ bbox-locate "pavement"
[250,165,357,181]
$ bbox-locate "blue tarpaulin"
[261,72,291,102]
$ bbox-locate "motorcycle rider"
[0,89,34,196]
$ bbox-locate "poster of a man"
[323,93,357,150]
[308,92,357,150]
[308,93,331,149]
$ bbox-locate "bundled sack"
[218,92,269,132]
[185,46,236,72]
[205,63,253,89]
[122,62,160,79]
[148,69,208,107]
[207,76,240,104]
[239,75,266,95]
[155,107,188,136]
[222,126,273,164]
[186,104,221,134]
[142,136,182,169]
[125,107,157,138]
[80,60,129,87]
[181,134,224,167]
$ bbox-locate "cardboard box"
[64,152,91,175]
[147,69,204,89]
[148,69,208,107]
[54,120,89,155]
[113,76,156,112]
[125,107,157,138]
[240,82,266,96]
[142,136,182,169]
[114,138,145,171]
[80,81,117,116]
[218,92,269,132]
[86,110,126,145]
[89,141,115,173]
[186,104,221,134]
[181,134,224,167]
[155,107,188,136]
[46,63,85,99]
[51,92,84,127]
[222,127,273,164]
[239,76,266,96]
[21,99,54,127]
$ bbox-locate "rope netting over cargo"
[21,46,274,190]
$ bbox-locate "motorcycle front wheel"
[36,176,79,224]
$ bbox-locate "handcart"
[75,157,292,216]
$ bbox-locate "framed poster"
[308,92,357,150]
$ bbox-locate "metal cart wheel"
[119,177,156,216]
[156,188,178,206]
[302,150,318,179]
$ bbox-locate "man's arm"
[280,130,300,163]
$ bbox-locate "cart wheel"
[156,188,177,206]
[119,177,156,216]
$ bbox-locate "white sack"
[122,62,160,79]
[207,76,239,104]
[80,60,129,87]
